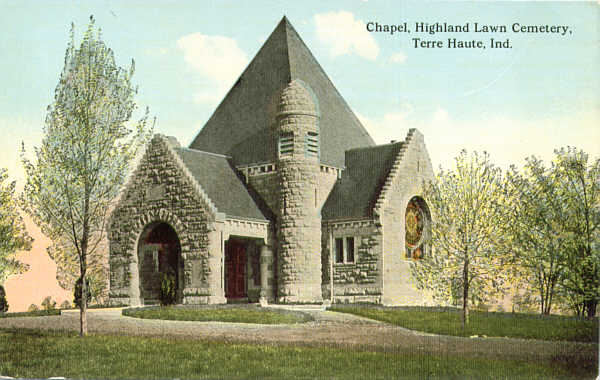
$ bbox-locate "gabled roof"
[322,142,404,220]
[189,16,374,168]
[173,147,268,221]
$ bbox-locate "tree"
[0,285,8,313]
[552,147,600,319]
[0,167,33,283]
[504,157,568,315]
[27,303,39,312]
[411,150,510,328]
[48,233,109,305]
[41,296,57,311]
[21,16,153,336]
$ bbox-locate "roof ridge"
[176,146,232,159]
[372,128,419,219]
[346,141,404,153]
[285,19,374,146]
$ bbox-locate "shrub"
[60,300,72,309]
[41,296,57,311]
[28,303,39,312]
[74,276,90,309]
[0,285,8,313]
[159,271,177,306]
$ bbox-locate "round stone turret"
[278,79,319,118]
[276,80,322,303]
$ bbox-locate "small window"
[335,238,344,263]
[279,132,294,157]
[334,236,356,264]
[305,131,319,158]
[346,237,355,263]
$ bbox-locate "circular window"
[405,196,430,260]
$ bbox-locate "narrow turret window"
[279,132,294,157]
[305,131,319,158]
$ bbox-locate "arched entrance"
[405,196,431,260]
[137,222,183,304]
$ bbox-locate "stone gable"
[108,135,218,305]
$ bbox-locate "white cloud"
[176,33,249,105]
[432,107,449,124]
[314,11,379,60]
[389,52,407,64]
[356,108,412,145]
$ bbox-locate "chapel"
[108,17,434,306]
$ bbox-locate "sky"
[1,1,598,310]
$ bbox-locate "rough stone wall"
[321,222,383,303]
[276,80,322,303]
[108,135,224,306]
[377,129,435,305]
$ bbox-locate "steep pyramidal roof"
[189,16,374,168]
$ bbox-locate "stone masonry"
[108,135,222,306]
[276,80,322,303]
[108,17,435,307]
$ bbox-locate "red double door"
[225,240,246,299]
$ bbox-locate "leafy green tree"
[552,147,599,319]
[0,168,33,283]
[411,150,510,328]
[21,16,153,336]
[48,233,108,305]
[27,303,39,312]
[504,157,568,315]
[0,285,8,313]
[41,296,57,311]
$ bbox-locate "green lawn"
[0,328,592,380]
[0,309,61,318]
[329,306,598,342]
[122,305,312,324]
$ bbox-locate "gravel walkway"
[1,307,596,362]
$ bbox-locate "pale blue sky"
[1,0,598,181]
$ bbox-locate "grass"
[0,328,593,380]
[0,309,61,318]
[329,305,599,342]
[122,305,313,324]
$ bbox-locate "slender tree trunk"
[79,188,90,336]
[585,299,597,320]
[462,257,469,330]
[79,238,88,336]
[80,270,87,337]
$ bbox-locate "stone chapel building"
[108,17,434,306]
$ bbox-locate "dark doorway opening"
[138,222,183,304]
[225,239,247,301]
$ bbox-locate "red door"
[225,241,246,299]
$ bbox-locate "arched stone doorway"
[405,196,431,260]
[137,222,183,304]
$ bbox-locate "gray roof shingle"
[174,147,268,221]
[322,142,404,220]
[189,16,374,168]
